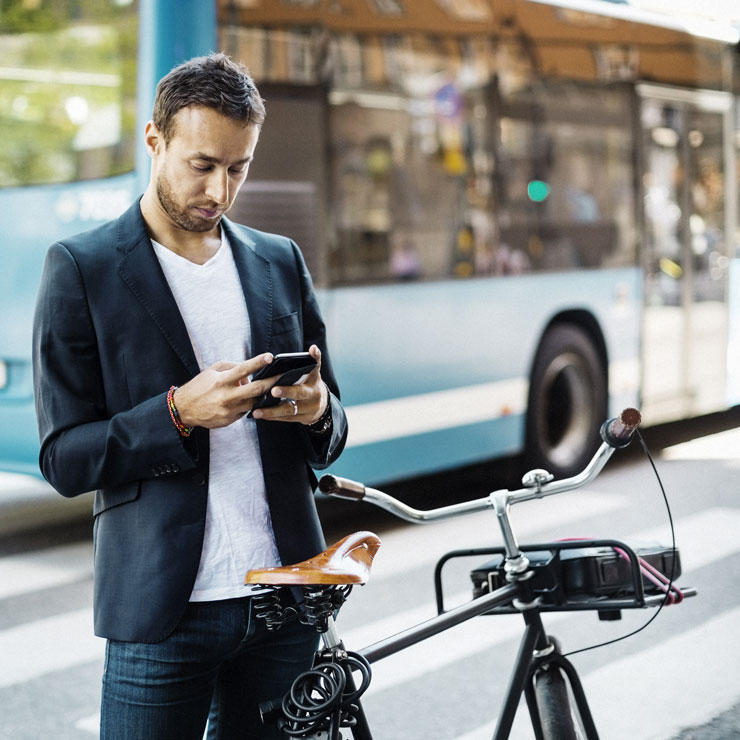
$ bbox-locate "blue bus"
[1,0,739,484]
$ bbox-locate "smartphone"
[248,352,318,415]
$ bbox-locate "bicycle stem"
[495,439,619,559]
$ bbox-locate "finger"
[251,398,299,421]
[284,398,300,418]
[308,344,322,371]
[269,380,317,403]
[223,354,273,383]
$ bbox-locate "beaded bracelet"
[167,385,193,437]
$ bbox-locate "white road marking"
[0,541,92,599]
[0,608,103,689]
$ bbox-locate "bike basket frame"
[434,539,681,616]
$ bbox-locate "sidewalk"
[0,472,92,538]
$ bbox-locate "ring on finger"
[287,399,298,416]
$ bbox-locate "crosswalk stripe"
[0,541,92,599]
[75,714,99,734]
[659,505,740,572]
[0,608,103,689]
[661,428,740,460]
[584,604,740,740]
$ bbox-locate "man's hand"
[172,345,328,429]
[250,344,328,425]
[172,353,277,429]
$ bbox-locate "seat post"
[320,615,343,649]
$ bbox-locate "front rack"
[434,539,696,619]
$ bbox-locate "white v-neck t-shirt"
[152,234,281,601]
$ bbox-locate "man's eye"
[192,163,211,172]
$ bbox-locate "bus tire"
[534,665,582,740]
[525,323,606,479]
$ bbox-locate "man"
[32,53,347,739]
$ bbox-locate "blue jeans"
[100,595,318,740]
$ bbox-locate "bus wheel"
[525,324,607,479]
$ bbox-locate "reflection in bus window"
[222,21,639,286]
[0,0,138,188]
[495,84,634,274]
[329,96,466,284]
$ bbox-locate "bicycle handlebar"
[319,472,493,522]
[318,409,641,525]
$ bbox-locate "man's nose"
[205,170,229,206]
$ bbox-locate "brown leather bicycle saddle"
[245,531,382,586]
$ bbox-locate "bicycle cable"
[562,429,679,659]
[276,650,372,736]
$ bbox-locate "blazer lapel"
[114,201,200,376]
[224,219,274,356]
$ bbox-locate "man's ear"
[144,120,163,157]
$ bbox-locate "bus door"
[638,85,734,423]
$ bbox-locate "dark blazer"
[32,200,347,643]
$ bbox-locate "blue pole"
[134,0,218,193]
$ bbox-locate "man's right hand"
[172,353,276,429]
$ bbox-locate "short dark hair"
[152,52,266,143]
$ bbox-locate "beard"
[155,171,221,233]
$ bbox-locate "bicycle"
[246,408,696,740]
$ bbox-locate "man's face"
[150,106,260,233]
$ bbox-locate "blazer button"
[191,472,206,486]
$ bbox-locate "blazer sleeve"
[289,241,348,469]
[32,243,197,497]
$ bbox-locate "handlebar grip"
[600,407,642,448]
[318,474,367,501]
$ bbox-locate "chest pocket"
[272,312,300,336]
[270,312,301,352]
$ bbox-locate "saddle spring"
[253,584,354,633]
[302,585,354,633]
[252,587,287,631]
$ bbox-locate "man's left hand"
[250,344,329,425]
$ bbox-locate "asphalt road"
[2,407,740,739]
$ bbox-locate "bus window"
[326,47,495,285]
[328,95,468,284]
[0,0,138,188]
[495,83,636,274]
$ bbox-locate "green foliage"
[0,1,138,187]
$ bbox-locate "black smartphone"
[248,352,318,415]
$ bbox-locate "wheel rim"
[536,351,594,469]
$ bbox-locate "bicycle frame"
[316,536,690,740]
[260,410,695,739]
